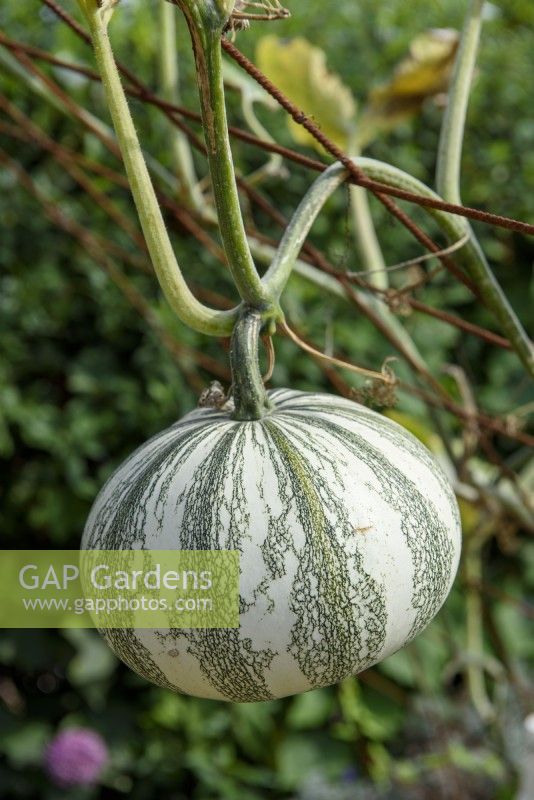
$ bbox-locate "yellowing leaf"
[256,35,357,153]
[359,28,459,147]
[457,497,482,536]
[385,409,444,454]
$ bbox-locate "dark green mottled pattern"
[264,419,387,686]
[84,390,458,701]
[85,418,217,550]
[159,629,275,703]
[282,407,454,640]
[257,424,298,584]
[165,424,276,701]
[175,425,247,551]
[291,395,458,515]
[103,629,181,693]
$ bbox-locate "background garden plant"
[0,0,533,797]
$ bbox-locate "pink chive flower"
[44,728,108,788]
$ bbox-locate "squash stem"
[435,1,533,376]
[78,0,238,337]
[436,0,484,205]
[230,309,273,421]
[264,157,534,378]
[178,2,272,308]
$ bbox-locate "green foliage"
[0,0,533,798]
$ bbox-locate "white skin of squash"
[82,390,461,702]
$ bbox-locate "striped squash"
[82,389,461,702]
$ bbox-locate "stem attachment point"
[230,308,274,421]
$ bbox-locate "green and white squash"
[82,387,461,703]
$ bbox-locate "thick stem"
[179,4,271,307]
[436,0,484,204]
[230,308,273,421]
[262,163,345,300]
[263,158,534,378]
[83,3,238,336]
[433,4,532,375]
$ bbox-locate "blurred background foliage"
[0,0,533,798]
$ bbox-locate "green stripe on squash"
[82,389,461,702]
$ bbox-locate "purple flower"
[44,728,108,788]
[342,766,359,783]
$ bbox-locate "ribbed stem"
[81,1,238,336]
[436,0,484,205]
[178,3,271,307]
[230,309,273,421]
[263,157,534,379]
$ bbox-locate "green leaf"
[64,629,117,687]
[1,722,51,768]
[285,688,334,729]
[385,410,444,454]
[378,649,417,688]
[275,734,349,789]
[149,692,187,730]
[255,35,357,152]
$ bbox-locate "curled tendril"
[280,321,398,394]
[224,0,290,35]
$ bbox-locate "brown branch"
[4,4,528,446]
[0,30,328,174]
[1,43,230,268]
[0,48,502,375]
[22,12,534,237]
[406,298,511,350]
[398,381,534,448]
[221,37,534,239]
[0,93,147,251]
[278,320,531,447]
